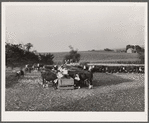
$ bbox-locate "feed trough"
[57,76,74,90]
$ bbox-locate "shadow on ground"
[92,73,134,87]
[6,71,39,88]
[34,86,144,111]
[6,74,19,88]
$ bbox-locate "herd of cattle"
[16,63,94,89]
[15,63,144,90]
[87,64,144,73]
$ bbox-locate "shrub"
[63,46,81,63]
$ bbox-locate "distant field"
[50,51,140,64]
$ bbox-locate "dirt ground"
[5,70,145,111]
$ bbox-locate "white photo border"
[1,2,148,122]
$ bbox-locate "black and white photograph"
[2,2,148,122]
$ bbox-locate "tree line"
[6,42,54,68]
[126,44,144,53]
[63,45,81,64]
[6,43,81,68]
[126,44,144,64]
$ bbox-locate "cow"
[91,65,102,72]
[53,65,58,71]
[37,63,44,71]
[133,66,144,73]
[105,66,113,73]
[113,66,119,73]
[138,66,144,73]
[25,64,32,73]
[41,70,58,89]
[43,65,54,70]
[70,70,93,89]
[117,66,124,73]
[16,69,24,79]
[78,71,93,89]
[88,65,95,72]
[32,63,39,71]
[100,66,106,73]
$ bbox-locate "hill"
[40,51,141,64]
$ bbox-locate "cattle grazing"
[88,65,94,72]
[43,65,59,74]
[67,71,81,89]
[72,70,93,89]
[41,70,58,89]
[53,65,58,71]
[32,63,39,70]
[16,70,24,79]
[83,65,89,71]
[37,63,44,71]
[67,65,94,89]
[74,74,81,88]
[80,71,93,89]
[83,64,144,74]
[25,64,32,73]
[43,65,53,70]
[91,65,101,72]
[118,66,125,73]
[138,66,144,73]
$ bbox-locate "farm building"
[126,48,135,53]
[126,45,144,53]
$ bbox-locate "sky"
[4,2,147,52]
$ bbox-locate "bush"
[138,52,144,64]
[104,48,114,51]
[6,42,55,67]
[63,46,81,63]
[39,53,54,65]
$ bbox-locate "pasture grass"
[5,70,144,111]
[52,51,141,64]
[6,71,18,88]
[6,67,24,88]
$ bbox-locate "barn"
[127,48,135,53]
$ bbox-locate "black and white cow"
[37,63,44,71]
[70,70,93,89]
[138,66,144,73]
[16,69,24,79]
[25,64,32,73]
[41,70,58,89]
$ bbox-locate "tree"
[6,43,25,68]
[45,53,54,65]
[126,44,131,51]
[135,45,144,53]
[138,52,144,64]
[39,53,54,65]
[23,51,39,64]
[63,46,81,63]
[25,43,33,52]
[6,42,39,68]
[104,48,113,52]
[32,50,37,54]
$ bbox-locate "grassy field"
[5,69,144,111]
[50,51,141,64]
